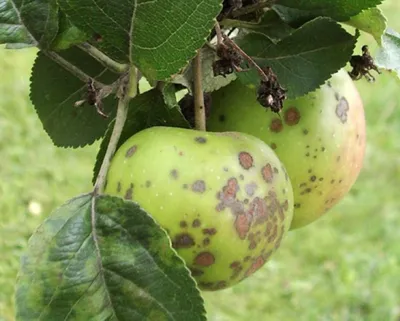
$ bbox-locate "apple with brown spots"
[104,126,294,290]
[207,69,366,230]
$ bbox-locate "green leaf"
[15,194,206,321]
[236,17,359,98]
[0,0,59,48]
[274,0,382,22]
[92,89,190,183]
[171,46,237,94]
[57,0,222,80]
[345,8,387,45]
[30,47,119,148]
[50,11,89,51]
[375,28,400,78]
[162,83,179,109]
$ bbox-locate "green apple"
[104,126,294,290]
[207,69,366,230]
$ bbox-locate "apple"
[207,69,366,229]
[104,126,294,290]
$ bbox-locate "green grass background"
[1,2,400,320]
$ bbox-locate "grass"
[1,2,400,320]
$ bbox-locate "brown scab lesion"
[248,197,269,225]
[261,164,274,183]
[145,180,152,188]
[238,152,254,170]
[284,107,301,126]
[124,183,134,200]
[203,238,210,246]
[172,233,195,248]
[189,267,204,277]
[180,220,188,228]
[192,180,206,193]
[170,169,179,180]
[202,228,217,235]
[195,136,207,144]
[192,219,201,228]
[125,145,137,158]
[335,97,349,124]
[270,118,283,133]
[245,182,258,197]
[194,252,215,266]
[234,214,252,239]
[245,256,265,277]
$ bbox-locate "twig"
[222,33,269,81]
[214,21,224,46]
[230,0,275,18]
[193,51,206,131]
[44,51,105,87]
[94,68,137,192]
[78,43,128,74]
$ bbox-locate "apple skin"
[104,126,294,290]
[207,69,366,230]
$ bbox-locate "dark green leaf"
[376,28,400,78]
[15,194,206,321]
[345,8,387,45]
[236,17,359,98]
[0,0,59,48]
[50,11,89,51]
[162,83,179,109]
[57,0,222,80]
[274,0,382,22]
[171,46,237,94]
[30,47,119,147]
[92,89,190,182]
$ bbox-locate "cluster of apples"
[104,69,366,291]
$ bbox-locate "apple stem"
[193,51,206,131]
[94,68,137,193]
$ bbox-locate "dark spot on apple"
[271,143,277,150]
[270,118,283,132]
[189,267,204,276]
[192,219,201,228]
[124,183,133,200]
[249,241,257,250]
[170,169,178,179]
[244,199,249,204]
[308,169,312,173]
[336,97,349,124]
[195,136,207,144]
[334,92,340,101]
[331,179,335,184]
[192,180,206,193]
[125,145,137,158]
[306,145,310,148]
[202,228,217,235]
[183,184,188,189]
[145,180,151,188]
[203,238,210,246]
[337,156,341,162]
[180,220,188,228]
[319,177,324,181]
[294,203,301,208]
[117,182,121,192]
[172,233,195,248]
[273,167,279,174]
[245,256,265,277]
[305,152,310,157]
[261,164,273,183]
[321,147,326,152]
[313,156,317,159]
[235,214,251,239]
[245,182,258,197]
[327,81,332,87]
[300,182,307,188]
[230,261,241,269]
[284,107,301,125]
[219,114,226,122]
[303,129,309,135]
[239,174,244,180]
[223,167,229,172]
[310,175,317,182]
[194,252,215,266]
[238,151,254,169]
[339,179,343,183]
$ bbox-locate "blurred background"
[1,1,399,320]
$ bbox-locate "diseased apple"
[104,126,294,290]
[207,69,366,230]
